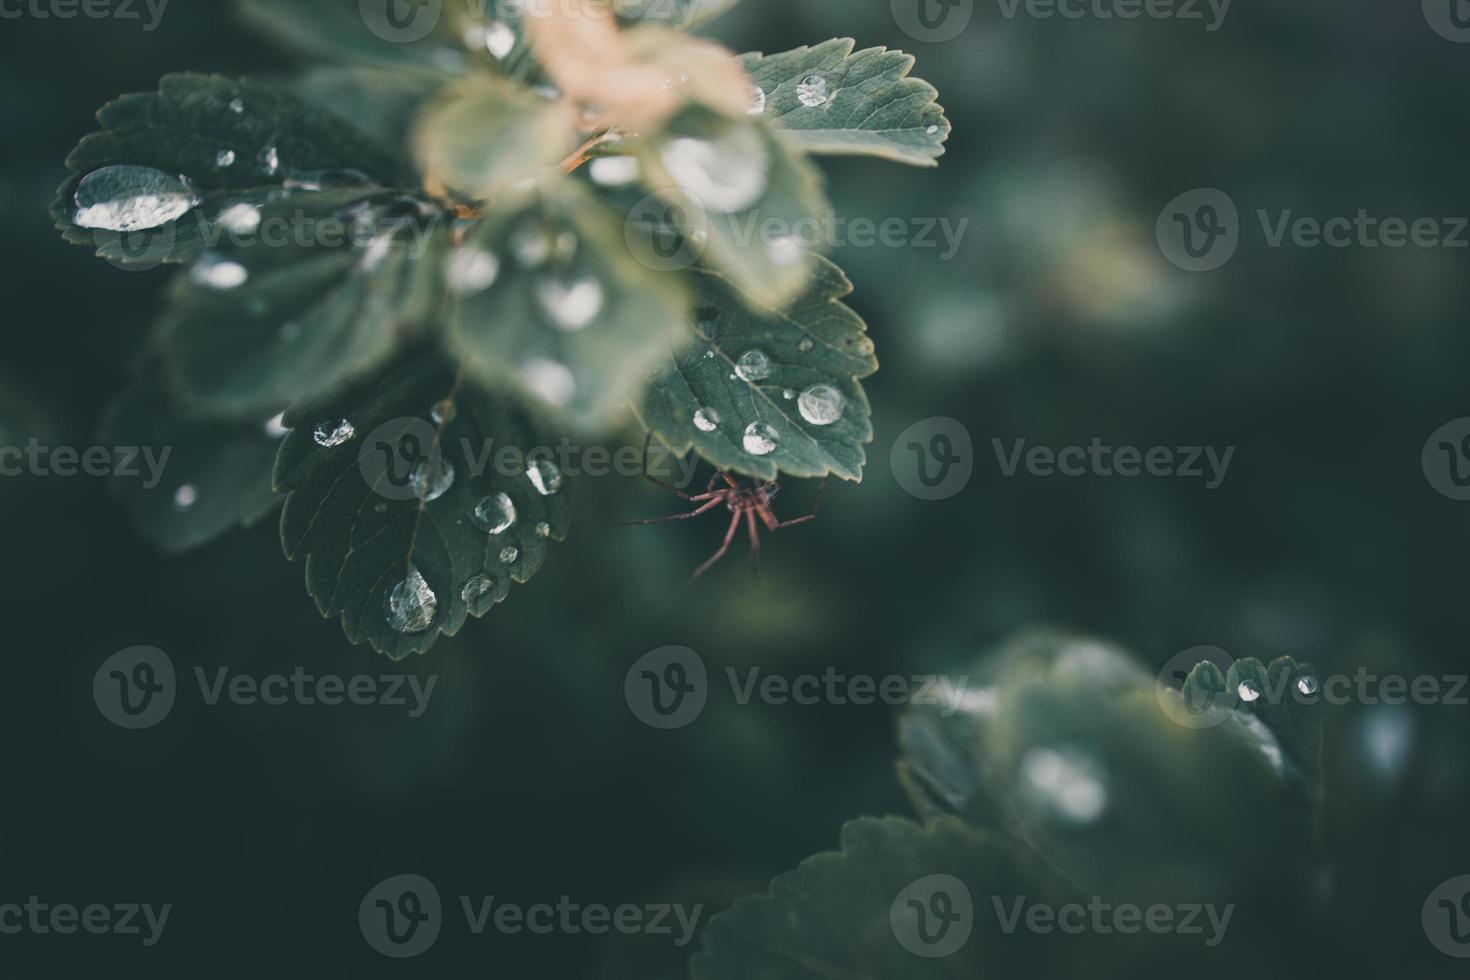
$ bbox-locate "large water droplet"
[258,145,280,177]
[1297,674,1320,696]
[410,458,455,503]
[218,203,261,235]
[747,82,767,116]
[735,349,772,382]
[511,221,552,268]
[798,384,844,426]
[1237,680,1262,702]
[693,407,721,433]
[527,458,563,496]
[446,247,501,295]
[743,422,779,456]
[461,574,497,616]
[660,131,769,214]
[72,166,201,232]
[313,419,355,448]
[173,484,198,511]
[1021,746,1108,825]
[473,492,517,534]
[535,272,605,331]
[520,358,576,408]
[387,566,438,634]
[588,156,640,187]
[189,253,249,290]
[796,74,830,108]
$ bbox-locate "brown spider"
[624,434,825,581]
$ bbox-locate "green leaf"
[1179,655,1325,787]
[276,355,572,659]
[636,107,828,308]
[741,39,951,167]
[294,67,446,174]
[52,73,408,268]
[414,76,575,200]
[99,365,284,554]
[446,179,688,429]
[156,189,451,421]
[690,817,1073,980]
[633,256,876,482]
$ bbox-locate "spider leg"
[689,510,743,581]
[776,477,827,529]
[638,431,697,500]
[616,496,724,526]
[746,508,763,576]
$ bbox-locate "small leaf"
[157,189,451,421]
[741,39,951,167]
[690,817,1070,980]
[414,76,576,201]
[99,364,284,554]
[446,179,688,428]
[636,107,829,308]
[276,355,572,659]
[634,256,876,482]
[52,74,407,268]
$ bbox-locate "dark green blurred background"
[3,0,1469,975]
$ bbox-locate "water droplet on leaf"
[798,384,845,426]
[387,566,437,634]
[735,349,771,382]
[693,407,721,432]
[446,246,501,295]
[527,458,563,496]
[743,422,779,456]
[473,492,517,534]
[313,419,355,448]
[796,74,830,108]
[660,131,769,214]
[535,272,605,331]
[72,166,201,232]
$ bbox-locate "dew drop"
[410,458,455,503]
[387,566,438,634]
[264,413,289,438]
[215,149,237,168]
[588,155,640,187]
[1237,680,1262,702]
[473,492,517,534]
[461,575,497,616]
[72,166,201,232]
[535,272,605,331]
[1021,746,1108,825]
[742,421,779,456]
[527,458,563,496]
[926,124,940,135]
[189,253,249,290]
[660,131,769,214]
[782,388,795,400]
[693,407,721,432]
[1297,675,1320,696]
[313,419,355,448]
[228,98,245,114]
[520,358,576,408]
[258,145,280,177]
[172,484,198,511]
[218,203,261,235]
[500,546,520,564]
[511,221,552,268]
[798,338,816,353]
[535,521,551,538]
[798,384,845,426]
[746,82,767,115]
[735,349,771,382]
[431,400,457,425]
[446,246,501,295]
[796,74,830,108]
